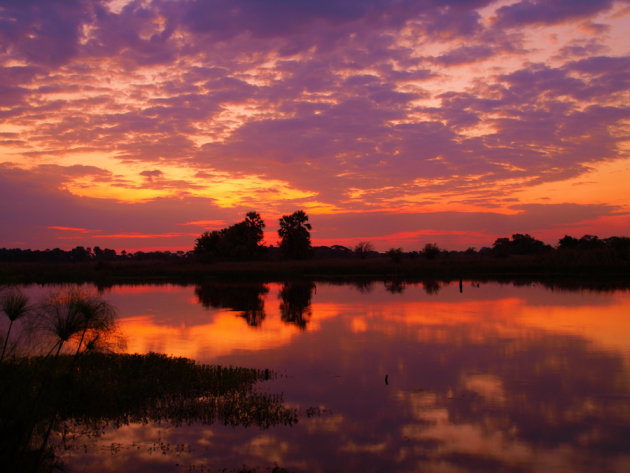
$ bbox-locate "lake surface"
[11,280,630,472]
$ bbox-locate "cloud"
[175,0,491,41]
[309,203,623,248]
[179,220,227,227]
[494,0,619,28]
[48,226,102,233]
[139,169,164,181]
[433,45,499,66]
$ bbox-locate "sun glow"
[514,158,630,208]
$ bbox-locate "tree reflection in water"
[194,281,317,330]
[279,281,315,330]
[421,279,441,294]
[195,282,269,327]
[351,279,374,294]
[384,279,406,294]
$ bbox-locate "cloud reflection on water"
[49,281,630,472]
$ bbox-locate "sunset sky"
[1,0,629,252]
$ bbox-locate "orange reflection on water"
[515,296,630,360]
[114,284,630,366]
[120,311,303,360]
[340,288,630,360]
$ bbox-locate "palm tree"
[1,290,30,361]
[278,210,312,259]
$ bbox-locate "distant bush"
[386,248,404,263]
[422,243,441,260]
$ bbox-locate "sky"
[1,0,629,252]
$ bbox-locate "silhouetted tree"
[558,235,579,249]
[70,246,92,262]
[194,212,266,262]
[222,211,266,260]
[278,210,312,259]
[605,236,630,255]
[578,234,605,250]
[354,241,374,259]
[422,243,440,259]
[194,230,223,262]
[92,246,104,260]
[492,237,512,257]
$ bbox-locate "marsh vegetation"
[0,289,296,473]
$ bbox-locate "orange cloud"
[98,232,197,239]
[48,226,101,233]
[179,220,227,227]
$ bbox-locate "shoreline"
[2,256,629,289]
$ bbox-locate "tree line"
[0,246,189,263]
[0,209,629,263]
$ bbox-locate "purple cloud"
[0,0,93,66]
[495,0,620,28]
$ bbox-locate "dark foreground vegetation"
[0,289,297,473]
[0,353,296,473]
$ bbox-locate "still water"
[13,281,630,472]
